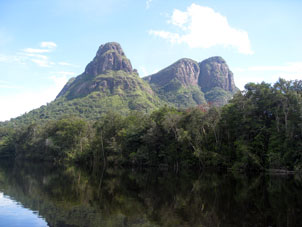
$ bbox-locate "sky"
[0,0,302,121]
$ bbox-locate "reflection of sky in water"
[0,192,48,227]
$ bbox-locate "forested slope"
[1,78,301,171]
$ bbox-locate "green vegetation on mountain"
[149,81,207,108]
[1,78,302,171]
[204,87,233,106]
[3,71,163,127]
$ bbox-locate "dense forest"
[0,78,302,171]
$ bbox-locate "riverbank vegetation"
[0,79,302,171]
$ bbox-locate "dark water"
[0,161,301,227]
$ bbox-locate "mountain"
[54,42,162,113]
[6,42,164,126]
[198,56,236,93]
[144,58,207,108]
[198,56,237,105]
[144,56,237,107]
[2,42,238,126]
[57,42,134,99]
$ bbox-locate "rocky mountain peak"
[84,42,133,76]
[198,56,236,92]
[144,58,200,87]
[203,56,226,64]
[96,42,126,56]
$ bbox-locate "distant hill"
[2,42,238,126]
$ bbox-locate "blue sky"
[0,0,301,121]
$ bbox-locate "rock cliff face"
[144,58,200,88]
[84,42,133,76]
[143,56,237,107]
[143,59,206,108]
[144,56,236,94]
[57,42,135,99]
[198,56,236,92]
[56,77,75,99]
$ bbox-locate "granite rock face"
[144,56,236,93]
[143,58,206,108]
[143,56,237,107]
[57,42,135,99]
[198,56,236,92]
[84,42,133,76]
[144,58,200,88]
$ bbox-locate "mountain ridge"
[143,54,237,107]
[2,42,238,125]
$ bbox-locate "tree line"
[0,78,301,171]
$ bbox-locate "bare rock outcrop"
[84,42,133,76]
[144,58,200,88]
[198,56,236,92]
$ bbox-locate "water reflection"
[0,192,48,227]
[0,160,301,227]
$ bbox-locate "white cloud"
[233,62,302,90]
[0,80,20,89]
[0,43,76,68]
[149,30,181,44]
[234,62,302,79]
[256,62,302,81]
[248,62,302,75]
[0,55,9,62]
[0,54,23,63]
[22,41,57,54]
[146,0,152,9]
[137,66,158,77]
[169,9,189,29]
[49,74,70,88]
[0,75,69,121]
[6,51,53,67]
[40,41,57,49]
[149,4,253,55]
[22,53,48,60]
[0,52,55,67]
[59,71,76,76]
[30,58,54,67]
[22,48,51,54]
[19,42,58,67]
[0,29,12,47]
[20,52,54,67]
[58,62,69,66]
[50,71,76,78]
[138,66,148,77]
[58,62,79,67]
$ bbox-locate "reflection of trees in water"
[0,161,301,227]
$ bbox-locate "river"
[0,160,301,227]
